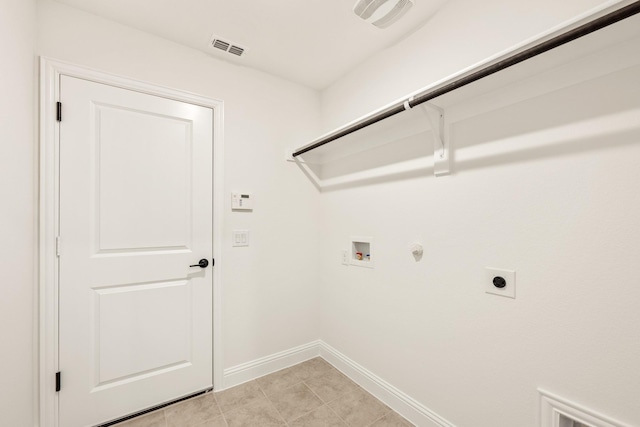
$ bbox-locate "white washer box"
[350,236,373,268]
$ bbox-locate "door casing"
[39,57,225,427]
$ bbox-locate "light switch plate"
[232,230,249,247]
[485,267,516,298]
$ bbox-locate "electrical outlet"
[485,267,516,298]
[341,250,349,265]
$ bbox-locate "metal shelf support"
[420,103,449,176]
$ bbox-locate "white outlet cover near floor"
[485,267,516,298]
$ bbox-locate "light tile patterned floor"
[114,357,414,427]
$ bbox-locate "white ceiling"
[53,0,446,89]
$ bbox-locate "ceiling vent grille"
[228,45,245,56]
[212,39,230,51]
[209,35,248,58]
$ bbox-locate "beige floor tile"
[369,412,415,427]
[215,380,265,413]
[267,382,324,422]
[223,396,285,427]
[112,360,408,427]
[194,416,228,427]
[164,394,221,427]
[257,366,303,396]
[304,368,360,403]
[114,410,166,427]
[328,389,390,427]
[289,405,348,427]
[290,357,334,381]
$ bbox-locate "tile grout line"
[364,410,393,427]
[259,360,336,426]
[322,393,352,427]
[289,359,382,427]
[277,359,327,426]
[161,406,168,427]
[255,378,290,426]
[305,365,397,427]
[321,397,352,427]
[286,381,328,424]
[316,367,371,427]
[318,358,408,427]
[217,381,269,425]
[210,391,229,427]
[299,378,353,426]
[162,391,224,427]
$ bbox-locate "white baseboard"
[318,341,454,427]
[222,340,321,389]
[222,339,454,427]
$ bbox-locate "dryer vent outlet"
[353,0,414,28]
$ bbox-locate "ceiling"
[53,0,446,89]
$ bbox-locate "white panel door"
[58,76,213,427]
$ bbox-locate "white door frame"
[39,57,225,427]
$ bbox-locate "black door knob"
[190,259,209,268]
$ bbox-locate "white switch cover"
[231,192,253,210]
[232,230,249,247]
[485,267,516,298]
[341,250,349,265]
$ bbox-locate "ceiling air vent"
[212,39,230,52]
[209,35,248,58]
[228,45,245,57]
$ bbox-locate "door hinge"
[56,102,62,122]
[55,371,61,392]
[56,236,61,257]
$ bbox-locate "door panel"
[59,76,213,427]
[96,104,192,252]
[94,280,191,388]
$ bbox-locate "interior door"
[58,75,213,427]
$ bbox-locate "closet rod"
[292,0,640,158]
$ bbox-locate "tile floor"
[114,357,414,427]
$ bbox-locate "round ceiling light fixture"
[353,0,415,28]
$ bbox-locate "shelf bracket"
[419,103,450,176]
[285,148,308,164]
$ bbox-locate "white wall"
[36,0,322,381]
[0,0,36,425]
[318,1,640,426]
